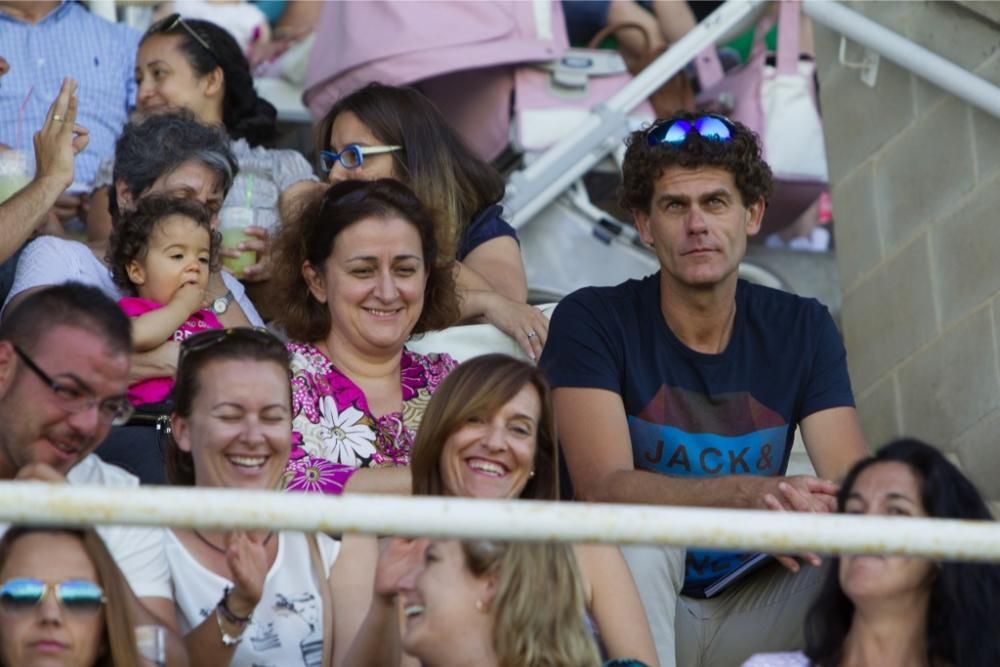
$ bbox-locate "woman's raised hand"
[224,532,271,615]
[373,537,428,602]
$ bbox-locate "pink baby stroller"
[304,0,574,162]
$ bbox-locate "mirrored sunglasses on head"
[320,144,402,172]
[646,114,736,147]
[0,578,106,614]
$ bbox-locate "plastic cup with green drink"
[0,150,31,204]
[219,207,257,277]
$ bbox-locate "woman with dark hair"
[318,83,549,360]
[743,438,1000,667]
[270,178,460,496]
[344,354,658,666]
[0,526,142,667]
[162,328,372,667]
[88,14,317,284]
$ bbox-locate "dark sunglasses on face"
[319,144,402,172]
[12,345,133,427]
[646,114,736,147]
[0,578,106,615]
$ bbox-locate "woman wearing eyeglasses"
[87,14,317,291]
[0,525,142,667]
[162,327,373,667]
[316,83,549,361]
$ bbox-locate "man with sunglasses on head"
[540,112,868,667]
[0,282,188,666]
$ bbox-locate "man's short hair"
[619,112,774,215]
[0,283,132,357]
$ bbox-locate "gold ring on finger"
[52,114,65,122]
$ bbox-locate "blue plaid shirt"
[0,1,140,188]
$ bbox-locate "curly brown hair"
[106,194,221,297]
[270,179,460,343]
[619,112,774,215]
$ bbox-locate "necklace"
[192,529,275,555]
[715,300,738,353]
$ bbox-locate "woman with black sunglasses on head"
[0,526,142,667]
[87,14,317,294]
[161,328,373,667]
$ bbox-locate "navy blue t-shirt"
[540,273,855,596]
[456,204,518,261]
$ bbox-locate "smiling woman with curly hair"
[269,177,460,496]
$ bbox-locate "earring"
[529,470,535,478]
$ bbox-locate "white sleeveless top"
[165,531,340,667]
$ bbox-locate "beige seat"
[406,303,557,363]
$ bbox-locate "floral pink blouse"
[283,342,457,495]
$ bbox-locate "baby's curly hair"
[106,194,221,296]
[619,112,774,215]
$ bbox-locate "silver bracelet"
[215,605,246,647]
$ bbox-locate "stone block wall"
[814,1,1000,497]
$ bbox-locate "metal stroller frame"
[503,1,787,301]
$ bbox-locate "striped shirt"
[0,1,140,188]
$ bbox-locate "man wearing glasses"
[0,281,186,665]
[540,113,868,667]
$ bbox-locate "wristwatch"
[212,290,235,315]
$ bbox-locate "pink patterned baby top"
[283,342,456,494]
[119,297,223,405]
